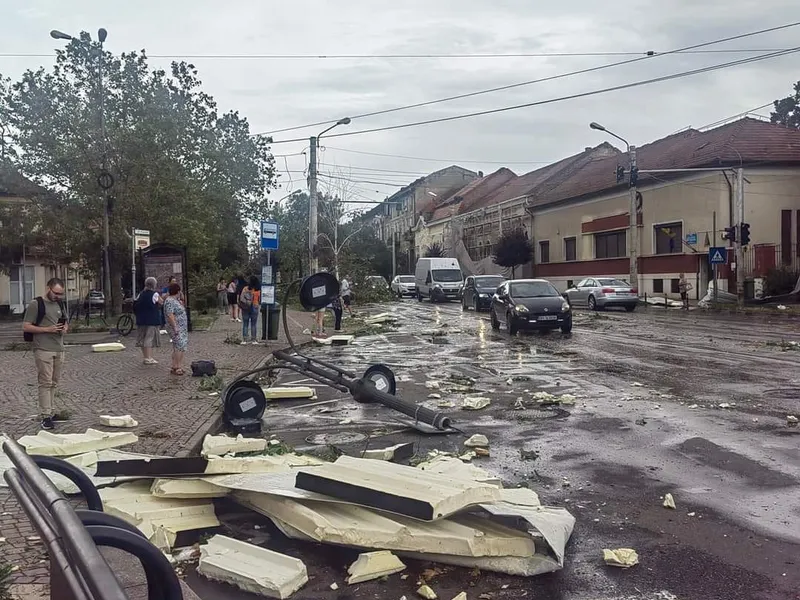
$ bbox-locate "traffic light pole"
[628,146,639,290]
[734,167,745,307]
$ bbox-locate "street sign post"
[685,233,698,245]
[260,221,279,250]
[708,247,727,265]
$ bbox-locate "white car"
[391,275,416,298]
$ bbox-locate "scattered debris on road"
[346,551,406,584]
[603,548,639,568]
[417,584,438,599]
[788,415,798,427]
[262,386,316,401]
[462,396,491,410]
[99,414,139,428]
[361,442,415,462]
[197,534,308,599]
[91,342,126,352]
[464,434,489,448]
[202,433,267,457]
[663,493,676,509]
[18,428,138,456]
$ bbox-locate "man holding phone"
[22,278,68,430]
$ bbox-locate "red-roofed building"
[528,117,800,299]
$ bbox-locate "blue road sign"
[260,220,279,250]
[709,247,727,265]
[685,233,698,245]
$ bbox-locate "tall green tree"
[771,81,800,129]
[0,34,276,311]
[492,228,532,279]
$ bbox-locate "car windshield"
[398,276,415,283]
[432,269,462,283]
[510,281,560,298]
[475,276,505,288]
[597,278,630,287]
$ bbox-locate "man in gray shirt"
[22,277,68,430]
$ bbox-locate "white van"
[415,257,463,302]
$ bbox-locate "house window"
[564,237,577,261]
[671,278,681,294]
[655,222,682,254]
[653,279,664,293]
[539,241,550,264]
[595,230,626,259]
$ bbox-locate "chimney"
[478,171,484,177]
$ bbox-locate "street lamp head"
[589,122,606,132]
[337,117,352,126]
[50,30,73,41]
[97,28,108,43]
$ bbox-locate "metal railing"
[1,437,183,600]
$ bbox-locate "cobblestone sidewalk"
[0,308,313,596]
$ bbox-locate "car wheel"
[563,294,571,307]
[462,297,468,311]
[474,298,480,312]
[508,314,518,336]
[588,296,598,311]
[625,305,636,312]
[561,320,573,334]
[490,309,500,330]
[417,291,422,302]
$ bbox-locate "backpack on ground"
[23,297,46,342]
[191,360,217,377]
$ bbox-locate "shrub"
[763,266,800,296]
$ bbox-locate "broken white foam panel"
[92,342,125,352]
[262,386,316,401]
[99,415,138,428]
[99,482,219,551]
[17,429,137,457]
[293,455,501,520]
[201,434,267,457]
[347,551,406,584]
[151,478,230,500]
[198,535,308,599]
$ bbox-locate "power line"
[318,173,409,187]
[319,162,431,176]
[268,47,800,145]
[323,146,551,165]
[698,102,775,129]
[1,48,791,60]
[254,21,800,136]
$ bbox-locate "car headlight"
[561,301,571,312]
[515,304,529,313]
[479,293,488,298]
[433,284,442,289]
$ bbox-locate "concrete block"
[198,535,307,599]
[99,415,139,428]
[346,551,406,584]
[18,429,138,456]
[294,455,501,520]
[100,482,219,551]
[262,386,316,401]
[202,434,267,457]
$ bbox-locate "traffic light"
[615,165,625,183]
[722,226,736,243]
[629,166,639,187]
[740,222,751,246]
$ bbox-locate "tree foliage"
[0,34,276,309]
[492,228,532,279]
[424,242,445,257]
[771,81,800,129]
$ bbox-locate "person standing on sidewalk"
[238,276,261,345]
[134,277,162,365]
[678,273,693,311]
[164,282,189,375]
[227,278,238,322]
[340,275,353,317]
[22,277,68,430]
[216,278,228,315]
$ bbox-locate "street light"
[590,121,639,289]
[308,117,351,274]
[51,27,113,316]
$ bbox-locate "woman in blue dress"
[163,282,189,375]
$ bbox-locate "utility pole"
[734,167,745,306]
[628,145,639,290]
[308,135,318,275]
[391,229,396,279]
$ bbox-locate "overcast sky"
[1,0,798,207]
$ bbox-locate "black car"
[461,275,507,312]
[490,279,572,334]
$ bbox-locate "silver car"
[563,277,639,312]
[390,275,416,298]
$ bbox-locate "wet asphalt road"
[208,300,800,600]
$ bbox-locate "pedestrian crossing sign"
[708,247,727,265]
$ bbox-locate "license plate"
[537,315,558,321]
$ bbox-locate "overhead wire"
[267,46,800,145]
[255,21,800,136]
[322,146,551,165]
